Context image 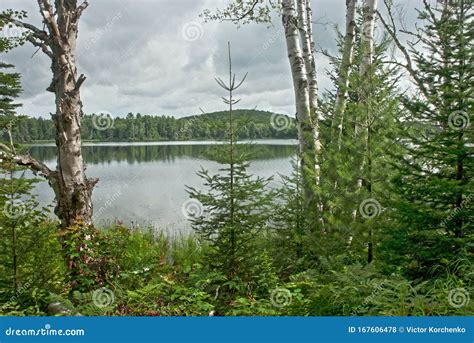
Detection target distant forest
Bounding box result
[8,109,297,143]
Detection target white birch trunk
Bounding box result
[332,0,357,149]
[297,0,321,183]
[282,0,317,205]
[354,0,377,220]
[360,0,378,77]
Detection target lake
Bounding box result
[28,140,297,233]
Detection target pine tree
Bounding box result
[270,159,308,275]
[318,17,404,264]
[186,43,273,307]
[0,60,25,296]
[0,57,61,308]
[383,0,473,279]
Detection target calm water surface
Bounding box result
[29,140,297,232]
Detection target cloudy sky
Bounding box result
[1,0,421,119]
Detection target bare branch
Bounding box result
[74,74,87,92]
[27,36,54,59]
[0,143,53,179]
[76,1,89,19]
[37,0,61,45]
[233,72,248,90]
[377,3,430,99]
[0,14,46,38]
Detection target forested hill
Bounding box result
[9,109,297,143]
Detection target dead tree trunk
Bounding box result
[1,0,97,228]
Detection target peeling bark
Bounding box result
[45,0,97,227]
[1,1,97,227]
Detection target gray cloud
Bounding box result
[1,0,419,118]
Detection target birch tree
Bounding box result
[353,0,377,196]
[0,0,97,228]
[202,0,321,207]
[282,0,319,205]
[297,0,320,159]
[359,0,378,79]
[332,0,358,149]
[356,0,378,262]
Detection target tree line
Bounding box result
[7,110,297,143]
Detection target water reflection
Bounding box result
[29,143,297,165]
[30,141,296,232]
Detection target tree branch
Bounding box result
[0,143,53,179]
[376,3,430,99]
[27,36,54,59]
[0,14,47,39]
[75,1,89,20]
[74,74,86,92]
[37,0,62,45]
